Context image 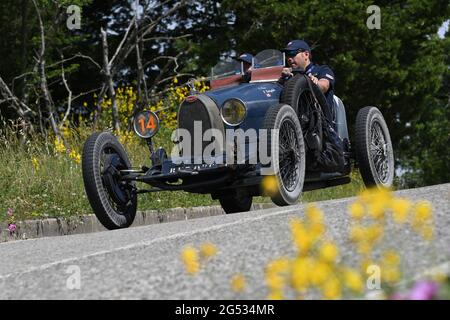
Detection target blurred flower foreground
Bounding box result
[181,187,450,300]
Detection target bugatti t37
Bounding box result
[82,49,394,229]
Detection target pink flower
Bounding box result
[7,208,13,216]
[408,281,439,300]
[7,223,16,234]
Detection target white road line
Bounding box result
[1,184,446,280]
[0,205,302,280]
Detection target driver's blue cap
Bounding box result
[282,40,311,53]
[236,53,253,64]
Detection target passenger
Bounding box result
[235,53,253,82]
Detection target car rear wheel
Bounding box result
[262,104,305,206]
[218,193,253,214]
[82,132,137,229]
[355,106,394,188]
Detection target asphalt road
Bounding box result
[0,183,449,299]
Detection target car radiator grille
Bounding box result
[178,99,213,160]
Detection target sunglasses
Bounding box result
[285,49,305,57]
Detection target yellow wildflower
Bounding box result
[266,272,286,291]
[412,201,432,225]
[390,198,411,224]
[319,242,339,264]
[305,204,323,225]
[367,201,385,220]
[265,258,290,291]
[181,246,200,275]
[382,266,400,284]
[310,261,332,286]
[349,202,365,220]
[200,242,217,259]
[309,220,325,241]
[322,276,341,300]
[342,268,364,293]
[267,290,284,300]
[290,219,313,255]
[349,225,365,243]
[291,257,312,291]
[366,224,384,245]
[54,138,66,154]
[357,241,373,255]
[32,157,40,171]
[360,259,376,274]
[69,149,81,164]
[381,250,400,267]
[266,258,291,274]
[430,272,447,283]
[231,274,246,293]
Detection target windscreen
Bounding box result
[211,60,243,80]
[252,49,285,69]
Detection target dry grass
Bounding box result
[0,125,366,222]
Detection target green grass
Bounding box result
[0,126,366,223]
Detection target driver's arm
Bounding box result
[309,76,330,93]
[309,66,335,94]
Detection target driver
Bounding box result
[280,40,335,123]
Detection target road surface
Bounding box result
[0,183,449,299]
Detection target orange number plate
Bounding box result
[133,110,160,138]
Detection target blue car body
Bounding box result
[204,82,283,132]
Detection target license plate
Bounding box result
[169,163,219,174]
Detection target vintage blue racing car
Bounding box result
[82,49,395,229]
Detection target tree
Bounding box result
[194,0,449,186]
[398,30,450,187]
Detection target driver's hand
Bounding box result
[309,74,319,85]
[282,67,293,77]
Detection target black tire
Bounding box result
[355,106,394,188]
[219,194,253,214]
[82,132,137,229]
[262,103,305,206]
[280,73,330,121]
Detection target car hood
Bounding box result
[204,82,283,108]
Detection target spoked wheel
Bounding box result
[262,104,305,206]
[218,193,252,214]
[355,106,394,188]
[280,73,330,156]
[280,73,331,123]
[279,119,301,191]
[82,132,137,229]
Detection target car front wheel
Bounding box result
[262,104,305,206]
[82,132,137,229]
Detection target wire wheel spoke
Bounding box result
[278,119,301,191]
[370,121,390,183]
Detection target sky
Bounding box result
[438,20,449,38]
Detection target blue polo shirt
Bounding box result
[305,63,335,117]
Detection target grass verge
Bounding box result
[0,127,366,222]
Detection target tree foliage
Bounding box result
[0,0,448,187]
